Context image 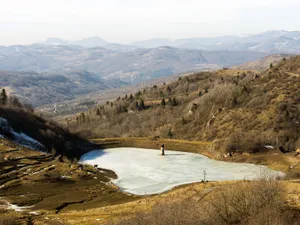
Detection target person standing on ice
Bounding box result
[161,143,165,156]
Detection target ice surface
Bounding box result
[80,148,284,195]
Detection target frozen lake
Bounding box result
[80,148,284,195]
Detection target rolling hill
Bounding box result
[68,56,300,157]
[0,44,268,106]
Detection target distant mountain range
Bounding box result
[1,30,299,106]
[40,30,300,53]
[0,44,267,83]
[41,37,139,52]
[131,30,300,53]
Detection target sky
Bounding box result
[1,0,300,45]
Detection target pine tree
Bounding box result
[161,98,166,107]
[172,97,178,106]
[167,97,172,105]
[129,94,134,101]
[168,128,174,139]
[167,86,171,94]
[198,90,202,97]
[160,90,164,97]
[0,89,8,105]
[139,99,145,109]
[80,113,85,123]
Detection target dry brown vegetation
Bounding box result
[0,138,136,225]
[0,106,90,160]
[112,179,300,225]
[68,56,300,154]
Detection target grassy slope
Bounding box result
[68,56,300,154]
[0,138,137,224]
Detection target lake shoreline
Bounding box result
[89,137,298,176]
[80,147,285,195]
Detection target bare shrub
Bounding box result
[112,179,298,225]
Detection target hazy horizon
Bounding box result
[1,0,300,46]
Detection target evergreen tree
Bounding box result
[135,91,142,99]
[0,89,8,105]
[160,90,164,97]
[172,97,178,106]
[139,99,145,109]
[129,93,134,101]
[80,113,85,123]
[167,86,171,94]
[168,128,174,139]
[161,98,166,107]
[270,63,273,69]
[198,90,202,97]
[167,97,172,105]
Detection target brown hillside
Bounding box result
[68,56,300,154]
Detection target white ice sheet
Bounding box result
[80,148,284,195]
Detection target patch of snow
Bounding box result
[0,198,33,212]
[0,117,45,151]
[8,203,33,212]
[265,145,274,149]
[12,131,45,151]
[80,148,285,195]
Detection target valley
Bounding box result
[0,136,299,224]
[0,31,300,225]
